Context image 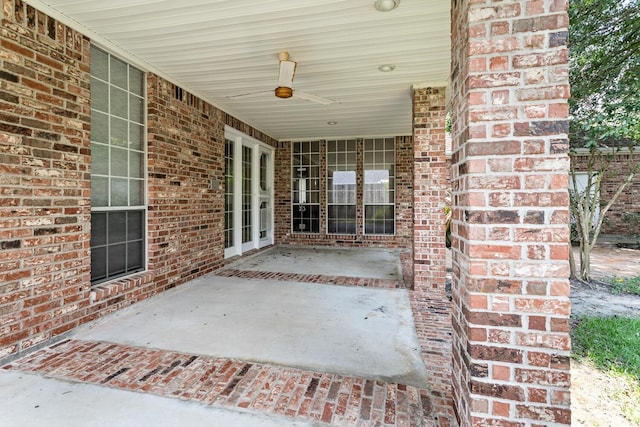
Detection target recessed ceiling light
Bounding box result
[327,121,337,125]
[378,64,396,72]
[374,0,400,12]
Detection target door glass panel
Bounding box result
[224,140,234,249]
[242,145,252,244]
[260,153,268,192]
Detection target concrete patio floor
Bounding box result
[73,275,429,386]
[1,247,436,427]
[229,246,404,280]
[0,370,319,427]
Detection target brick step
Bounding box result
[4,340,435,426]
[215,268,406,290]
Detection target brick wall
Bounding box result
[449,0,572,426]
[0,0,92,359]
[145,76,225,288]
[571,151,640,235]
[274,137,413,250]
[0,1,275,362]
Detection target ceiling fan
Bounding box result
[226,52,336,105]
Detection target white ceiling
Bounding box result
[25,0,451,141]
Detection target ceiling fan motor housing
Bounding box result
[275,86,293,98]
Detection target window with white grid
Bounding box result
[291,141,320,233]
[90,45,146,284]
[326,139,357,234]
[363,137,395,235]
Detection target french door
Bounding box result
[224,127,273,258]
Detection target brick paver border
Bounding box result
[216,251,414,290]
[4,340,436,426]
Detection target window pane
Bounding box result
[90,246,107,282]
[364,151,374,164]
[328,205,356,234]
[111,117,128,147]
[129,151,143,178]
[90,212,107,246]
[108,243,126,275]
[91,111,108,144]
[111,147,128,177]
[91,46,109,81]
[110,86,128,119]
[91,210,145,284]
[127,211,144,240]
[108,212,126,244]
[129,180,143,206]
[90,78,108,113]
[387,150,395,163]
[129,67,144,96]
[111,178,128,206]
[130,94,143,123]
[91,143,108,175]
[91,176,108,207]
[364,170,390,204]
[127,241,143,270]
[330,171,355,204]
[129,123,143,151]
[364,205,395,235]
[110,56,128,89]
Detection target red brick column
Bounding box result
[450,1,571,425]
[413,87,448,295]
[411,87,454,424]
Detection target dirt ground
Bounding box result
[571,360,638,427]
[570,240,640,426]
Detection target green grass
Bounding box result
[572,316,640,424]
[573,316,640,379]
[609,275,640,296]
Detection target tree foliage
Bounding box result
[569,0,640,146]
[568,0,640,281]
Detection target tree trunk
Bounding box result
[579,243,591,281]
[569,242,577,278]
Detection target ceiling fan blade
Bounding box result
[278,60,296,87]
[225,90,272,99]
[293,91,336,105]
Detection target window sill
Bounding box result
[90,271,154,304]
